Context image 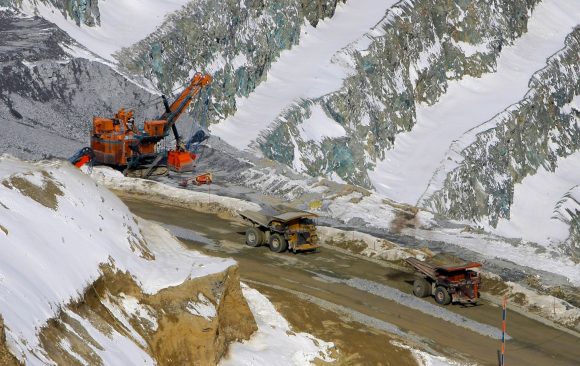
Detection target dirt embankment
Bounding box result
[10,265,257,365]
[112,190,246,221]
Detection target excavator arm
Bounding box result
[160,72,212,147]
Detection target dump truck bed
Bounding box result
[240,210,318,227]
[239,210,271,227]
[405,257,481,279]
[405,257,438,278]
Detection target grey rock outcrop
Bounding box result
[0,10,156,159]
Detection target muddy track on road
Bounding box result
[122,196,580,366]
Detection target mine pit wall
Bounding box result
[425,28,580,228]
[116,0,348,119]
[20,265,257,365]
[258,0,542,187]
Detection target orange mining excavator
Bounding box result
[71,72,212,176]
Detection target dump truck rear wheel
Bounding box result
[434,286,451,305]
[412,278,431,298]
[269,233,288,253]
[245,227,263,247]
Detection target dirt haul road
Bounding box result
[122,196,580,366]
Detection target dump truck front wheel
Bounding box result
[434,286,451,305]
[245,227,264,247]
[269,233,288,253]
[413,278,431,298]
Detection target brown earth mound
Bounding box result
[26,264,257,365]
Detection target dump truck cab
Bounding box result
[239,210,319,253]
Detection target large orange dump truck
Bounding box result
[406,257,481,305]
[239,210,320,253]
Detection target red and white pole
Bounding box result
[500,295,507,366]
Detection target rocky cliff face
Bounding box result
[301,0,345,26]
[423,28,580,228]
[51,0,100,26]
[257,0,541,187]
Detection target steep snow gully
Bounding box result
[210,0,399,148]
[369,0,580,205]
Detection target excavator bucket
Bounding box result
[167,150,196,172]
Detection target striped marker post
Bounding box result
[500,295,508,366]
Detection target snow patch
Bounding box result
[102,294,149,347]
[298,104,346,143]
[186,293,217,321]
[494,151,580,246]
[317,226,432,261]
[91,166,260,213]
[484,273,580,328]
[220,284,335,366]
[118,293,158,331]
[452,39,490,58]
[393,341,473,366]
[64,309,156,366]
[59,338,89,366]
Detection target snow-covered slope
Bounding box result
[0,156,333,364]
[252,0,548,187]
[21,0,191,61]
[494,151,580,246]
[0,155,233,361]
[423,26,580,233]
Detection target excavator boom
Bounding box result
[161,72,212,137]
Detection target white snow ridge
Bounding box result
[0,156,234,361]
